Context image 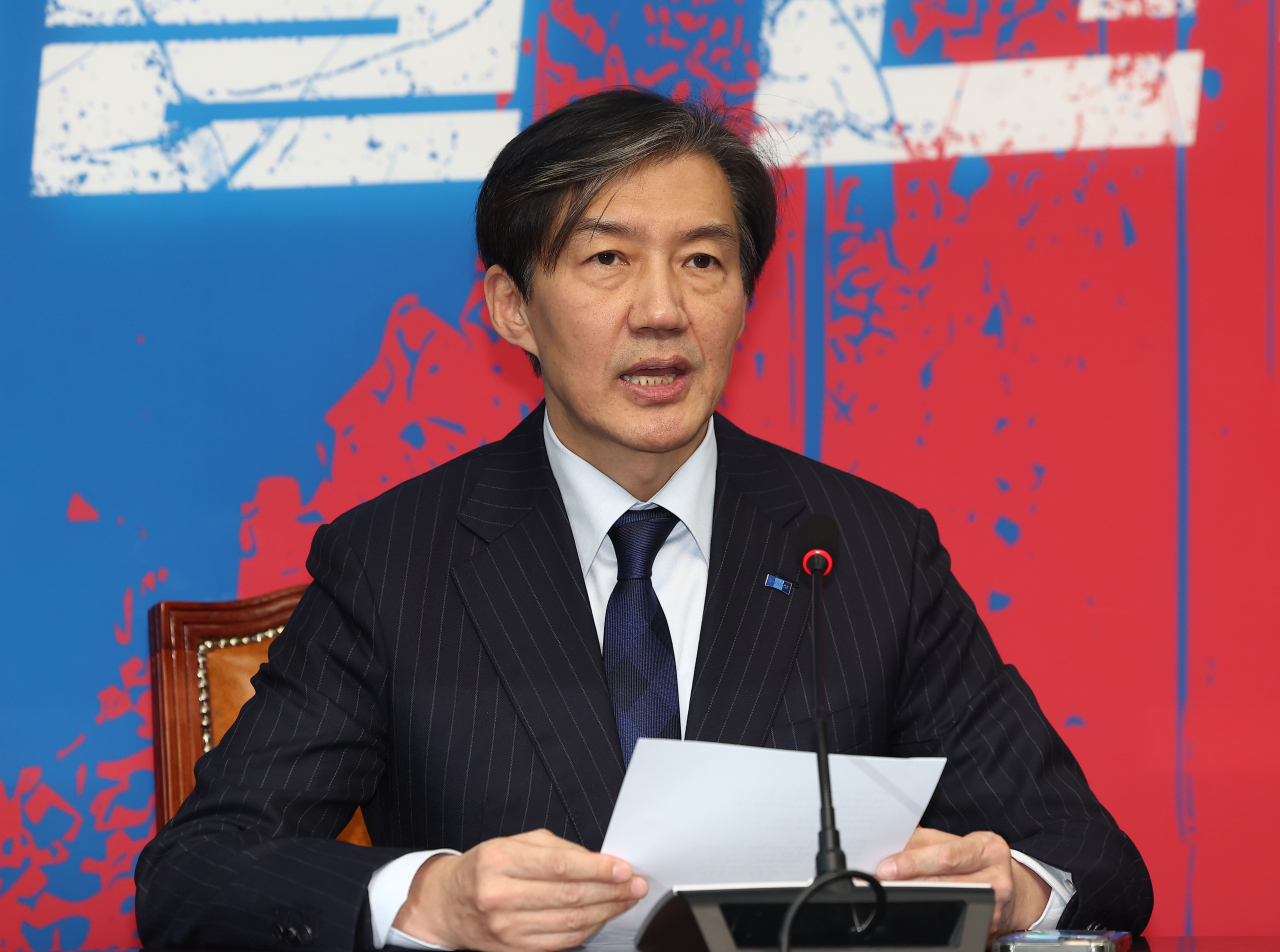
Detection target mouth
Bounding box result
[618,358,692,400]
[620,371,678,387]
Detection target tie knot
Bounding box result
[609,506,680,580]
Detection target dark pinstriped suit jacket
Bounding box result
[135,407,1151,950]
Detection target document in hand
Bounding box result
[600,738,946,889]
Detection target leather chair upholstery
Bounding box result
[148,584,371,846]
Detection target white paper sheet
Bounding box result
[601,738,945,886]
[586,738,946,951]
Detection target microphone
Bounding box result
[796,514,843,873]
[778,515,887,952]
[798,513,838,580]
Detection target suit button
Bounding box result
[273,924,300,947]
[271,918,312,945]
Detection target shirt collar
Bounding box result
[543,411,717,577]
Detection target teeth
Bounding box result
[622,373,677,386]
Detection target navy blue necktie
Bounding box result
[604,506,682,767]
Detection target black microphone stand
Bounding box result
[778,547,887,952]
[809,549,846,876]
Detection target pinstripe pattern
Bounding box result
[136,406,1151,950]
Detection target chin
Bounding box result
[619,409,710,455]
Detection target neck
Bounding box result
[545,402,708,501]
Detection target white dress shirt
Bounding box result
[368,413,1072,948]
[543,409,716,732]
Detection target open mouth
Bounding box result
[620,372,678,387]
[617,358,691,400]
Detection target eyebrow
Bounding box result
[572,217,737,246]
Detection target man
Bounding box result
[136,90,1152,952]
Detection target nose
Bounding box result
[627,260,688,335]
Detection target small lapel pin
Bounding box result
[764,574,793,595]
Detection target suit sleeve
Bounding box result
[889,508,1153,934]
[135,522,412,952]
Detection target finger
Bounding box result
[878,828,960,878]
[515,898,642,937]
[480,898,638,951]
[478,838,628,883]
[878,839,983,880]
[515,922,613,952]
[904,827,959,848]
[484,877,643,912]
[515,828,589,851]
[521,930,605,952]
[506,830,636,884]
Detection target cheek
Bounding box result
[703,306,746,364]
[530,290,592,355]
[534,297,625,383]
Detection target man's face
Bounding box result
[516,153,747,462]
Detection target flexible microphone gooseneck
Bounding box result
[797,514,844,875]
[779,515,887,952]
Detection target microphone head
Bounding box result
[797,514,839,576]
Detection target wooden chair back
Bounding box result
[148,584,371,845]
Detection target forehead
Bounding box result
[575,153,737,235]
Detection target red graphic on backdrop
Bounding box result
[66,493,100,523]
[238,281,545,596]
[890,0,1107,61]
[534,1,759,122]
[1,569,165,951]
[1,660,157,952]
[719,164,807,454]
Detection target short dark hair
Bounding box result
[475,89,778,376]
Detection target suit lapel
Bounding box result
[451,407,624,851]
[686,415,812,746]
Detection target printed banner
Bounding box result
[1,1,1277,947]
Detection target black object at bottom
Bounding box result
[636,882,996,952]
[778,870,888,952]
[734,899,962,948]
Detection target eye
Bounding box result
[592,251,619,266]
[688,253,717,270]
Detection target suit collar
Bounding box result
[455,404,556,544]
[685,414,813,745]
[711,413,808,528]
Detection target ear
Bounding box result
[484,264,539,360]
